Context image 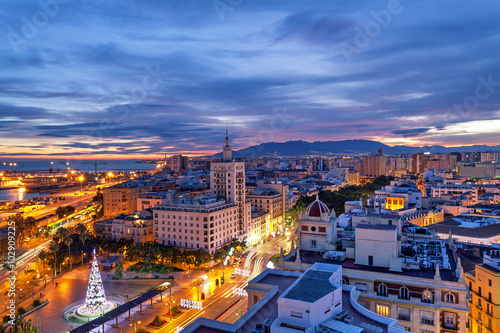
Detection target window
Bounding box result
[421,311,434,326]
[444,313,456,329]
[290,311,303,318]
[376,304,389,317]
[399,286,410,300]
[311,240,317,247]
[398,307,411,321]
[378,283,388,296]
[444,293,455,304]
[301,225,308,231]
[422,290,433,303]
[311,226,316,232]
[324,306,331,314]
[489,279,492,286]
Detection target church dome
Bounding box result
[305,195,330,217]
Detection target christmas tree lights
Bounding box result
[83,249,107,313]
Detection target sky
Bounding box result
[1,0,500,159]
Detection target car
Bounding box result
[230,273,236,279]
[238,261,243,266]
[232,261,237,267]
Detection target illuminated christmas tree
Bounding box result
[83,250,107,313]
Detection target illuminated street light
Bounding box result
[79,175,84,191]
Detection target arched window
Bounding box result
[342,278,347,285]
[422,289,433,303]
[378,283,388,297]
[399,286,410,300]
[445,292,455,304]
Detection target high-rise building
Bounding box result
[411,153,430,174]
[362,155,387,177]
[210,131,251,236]
[170,154,189,172]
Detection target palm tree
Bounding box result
[54,227,69,243]
[64,237,73,270]
[49,241,59,278]
[25,216,37,237]
[75,223,86,235]
[38,250,47,271]
[8,214,26,246]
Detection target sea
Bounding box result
[0,158,157,202]
[0,158,157,173]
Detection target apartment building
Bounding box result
[362,155,387,177]
[466,250,500,333]
[153,197,238,254]
[247,189,283,234]
[103,183,152,217]
[110,212,154,243]
[249,210,269,246]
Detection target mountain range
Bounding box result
[213,140,500,158]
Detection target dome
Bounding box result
[305,195,330,217]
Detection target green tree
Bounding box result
[93,188,103,204]
[152,315,162,325]
[194,248,211,267]
[75,223,87,234]
[113,262,124,279]
[38,250,47,271]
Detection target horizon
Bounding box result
[2,138,500,160]
[1,1,500,158]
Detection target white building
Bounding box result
[210,131,251,238]
[273,263,343,333]
[297,195,337,253]
[153,197,239,254]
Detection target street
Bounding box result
[18,232,294,333]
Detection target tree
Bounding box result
[113,262,123,279]
[152,315,162,325]
[25,216,37,237]
[95,224,104,238]
[64,236,73,268]
[93,188,103,204]
[194,248,211,267]
[11,318,39,333]
[38,250,47,271]
[75,223,87,234]
[54,227,69,243]
[7,214,26,246]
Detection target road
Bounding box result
[83,232,296,333]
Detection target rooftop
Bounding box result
[356,224,397,231]
[282,269,336,303]
[288,250,458,282]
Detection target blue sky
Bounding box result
[1,0,500,158]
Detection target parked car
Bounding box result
[238,261,243,266]
[230,273,236,279]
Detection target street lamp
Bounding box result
[79,175,84,191]
[130,320,141,333]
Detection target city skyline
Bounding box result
[1,0,500,159]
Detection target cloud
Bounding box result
[0,0,499,157]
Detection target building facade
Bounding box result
[153,197,238,254]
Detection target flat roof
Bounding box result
[356,224,397,230]
[282,269,334,303]
[288,250,458,282]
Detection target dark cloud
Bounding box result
[0,0,499,156]
[392,128,431,137]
